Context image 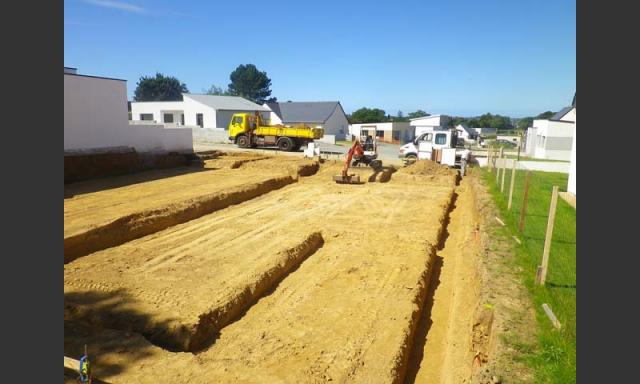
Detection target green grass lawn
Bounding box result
[504,155,570,163]
[482,168,576,383]
[335,140,353,146]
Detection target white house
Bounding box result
[64,68,192,153]
[349,122,414,144]
[131,94,269,130]
[264,101,348,144]
[567,95,576,196]
[454,124,478,142]
[410,115,451,136]
[473,127,498,136]
[525,106,576,161]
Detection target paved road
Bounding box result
[195,141,404,165]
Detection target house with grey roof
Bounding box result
[263,101,349,143]
[524,101,576,161]
[131,94,270,130]
[454,124,478,142]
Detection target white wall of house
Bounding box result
[568,122,576,195]
[532,119,574,161]
[410,115,450,138]
[410,115,449,127]
[525,128,538,156]
[473,127,498,136]
[561,108,576,123]
[132,96,268,130]
[65,73,192,153]
[350,122,413,143]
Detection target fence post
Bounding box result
[518,171,532,232]
[487,147,493,172]
[508,160,517,210]
[500,157,507,192]
[536,185,559,285]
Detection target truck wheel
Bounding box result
[405,154,417,165]
[277,137,294,151]
[236,135,250,148]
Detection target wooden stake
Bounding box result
[507,160,517,210]
[500,157,507,192]
[537,186,559,285]
[495,216,506,226]
[542,303,562,329]
[518,171,532,232]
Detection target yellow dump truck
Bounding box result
[228,112,324,151]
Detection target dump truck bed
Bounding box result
[256,125,323,140]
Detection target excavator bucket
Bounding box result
[333,173,361,184]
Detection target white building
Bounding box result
[131,94,269,130]
[64,68,192,153]
[349,122,414,144]
[525,106,576,161]
[567,95,576,196]
[454,124,478,142]
[473,127,498,136]
[264,101,349,144]
[410,115,451,136]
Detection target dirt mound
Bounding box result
[399,160,458,177]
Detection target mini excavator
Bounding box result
[333,137,383,184]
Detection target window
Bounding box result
[435,133,447,145]
[421,133,432,142]
[181,114,185,125]
[196,113,204,127]
[163,113,174,123]
[140,113,153,121]
[233,116,243,125]
[376,130,384,138]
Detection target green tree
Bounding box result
[535,111,555,119]
[407,110,429,119]
[204,84,232,96]
[133,73,188,101]
[228,64,275,104]
[517,117,534,130]
[349,108,387,123]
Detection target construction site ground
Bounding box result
[64,152,531,383]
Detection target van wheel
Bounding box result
[405,154,417,165]
[236,135,250,148]
[277,137,294,151]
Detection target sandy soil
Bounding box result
[64,154,317,262]
[65,160,460,383]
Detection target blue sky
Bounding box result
[64,0,575,117]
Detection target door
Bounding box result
[417,133,434,160]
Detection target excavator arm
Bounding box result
[333,140,365,184]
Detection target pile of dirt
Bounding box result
[399,160,458,177]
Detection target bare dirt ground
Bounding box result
[64,157,529,384]
[64,153,317,262]
[65,159,462,383]
[405,177,482,384]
